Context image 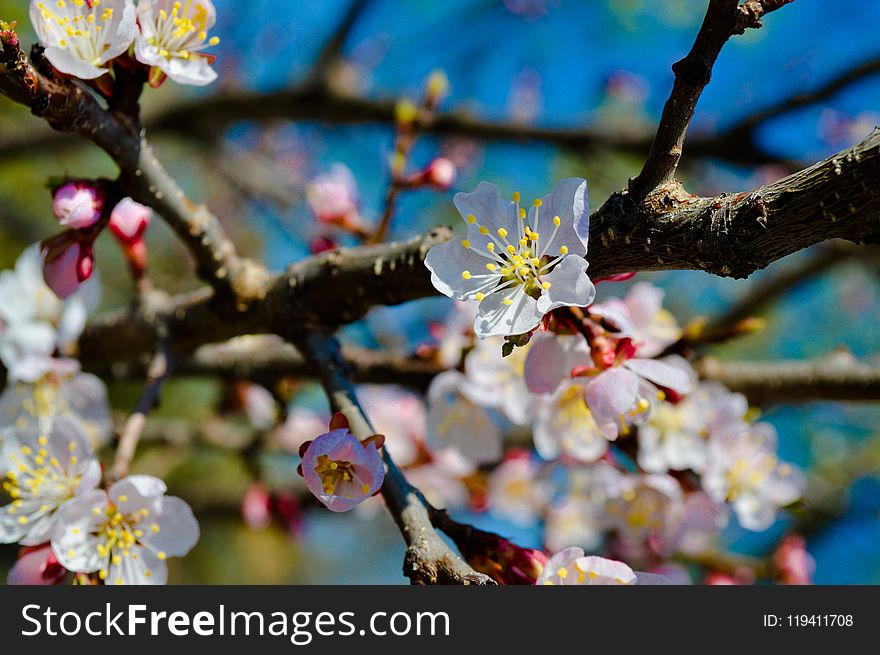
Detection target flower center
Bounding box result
[148,1,219,61]
[314,455,369,496]
[84,501,163,584]
[458,193,570,305]
[35,0,118,66]
[3,436,78,521]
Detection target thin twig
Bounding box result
[291,331,494,585]
[109,342,173,482]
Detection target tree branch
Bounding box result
[304,0,371,89]
[290,332,494,585]
[696,351,880,403]
[110,342,173,482]
[0,41,268,303]
[74,128,880,371]
[629,0,794,200]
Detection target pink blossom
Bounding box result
[300,429,385,512]
[52,182,104,230]
[524,333,692,439]
[109,198,151,244]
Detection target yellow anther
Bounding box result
[559,246,569,255]
[553,215,561,227]
[656,390,666,401]
[518,208,526,219]
[461,239,471,249]
[542,282,552,290]
[466,214,477,224]
[533,198,543,207]
[486,263,497,271]
[503,298,513,306]
[474,292,485,301]
[361,484,371,494]
[118,495,128,503]
[461,271,472,280]
[497,228,508,239]
[486,242,495,252]
[506,245,516,254]
[479,226,489,235]
[157,552,167,561]
[557,567,569,579]
[512,191,520,203]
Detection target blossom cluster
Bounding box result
[30,0,221,86]
[0,251,198,585]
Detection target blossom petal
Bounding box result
[585,368,641,438]
[425,239,500,301]
[536,255,596,313]
[135,497,200,558]
[475,286,544,338]
[108,545,167,585]
[625,358,692,394]
[533,178,590,257]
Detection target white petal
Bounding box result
[51,490,109,573]
[454,182,516,237]
[536,255,596,313]
[43,46,108,79]
[584,368,641,438]
[625,358,692,394]
[532,178,590,256]
[475,287,544,338]
[137,496,200,558]
[425,238,500,300]
[108,545,167,585]
[523,333,569,394]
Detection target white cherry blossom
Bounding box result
[426,179,595,338]
[52,475,199,585]
[29,0,137,80]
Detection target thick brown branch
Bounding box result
[290,332,494,585]
[76,130,880,369]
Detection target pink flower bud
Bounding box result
[109,198,152,244]
[42,235,94,299]
[52,182,104,229]
[7,545,67,586]
[423,157,457,190]
[300,428,385,512]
